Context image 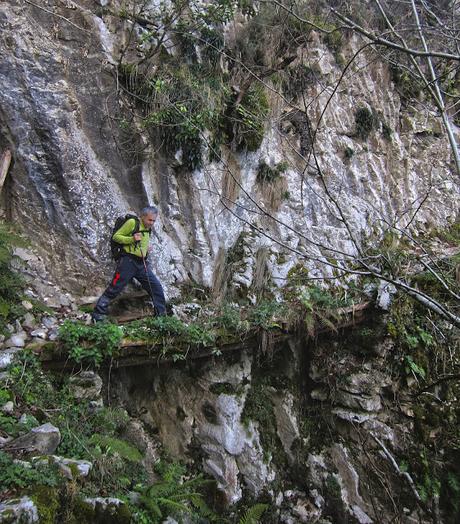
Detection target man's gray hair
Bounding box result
[141,205,158,216]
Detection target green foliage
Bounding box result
[31,485,60,524]
[248,300,285,330]
[0,222,26,333]
[132,461,215,524]
[89,434,143,462]
[381,120,392,141]
[404,355,426,381]
[444,471,460,518]
[416,451,441,503]
[0,412,21,437]
[282,65,318,99]
[124,315,217,360]
[323,28,343,53]
[344,146,354,159]
[256,160,288,184]
[239,503,269,524]
[233,84,270,151]
[59,320,123,367]
[214,303,242,331]
[7,350,55,406]
[0,387,11,404]
[390,64,422,99]
[355,107,377,140]
[0,451,60,491]
[242,380,286,467]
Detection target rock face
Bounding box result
[0,496,39,523]
[0,1,457,303]
[108,327,436,522]
[109,349,276,505]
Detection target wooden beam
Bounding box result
[0,149,12,193]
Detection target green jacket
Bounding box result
[112,218,150,258]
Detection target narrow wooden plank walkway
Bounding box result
[36,302,372,370]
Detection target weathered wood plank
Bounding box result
[0,149,12,193]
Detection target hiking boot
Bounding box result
[91,314,106,324]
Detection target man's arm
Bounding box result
[112,218,137,245]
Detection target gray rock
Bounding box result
[4,423,60,455]
[1,401,14,414]
[33,456,92,480]
[306,453,329,490]
[122,420,161,481]
[22,313,36,330]
[377,281,397,311]
[329,444,373,524]
[203,450,242,505]
[0,348,22,370]
[82,497,128,521]
[0,436,12,448]
[21,301,33,311]
[0,496,39,523]
[271,391,300,461]
[30,329,47,339]
[5,334,26,348]
[48,329,59,342]
[42,317,58,329]
[69,371,103,401]
[292,497,322,523]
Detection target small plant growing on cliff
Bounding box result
[228,84,270,152]
[59,320,123,367]
[354,107,377,140]
[0,222,26,333]
[238,503,269,524]
[132,461,215,523]
[0,451,61,491]
[256,160,288,183]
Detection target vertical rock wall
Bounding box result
[0,0,458,302]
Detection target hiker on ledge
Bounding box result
[92,206,166,322]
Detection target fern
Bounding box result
[89,434,142,462]
[239,503,269,524]
[134,461,215,523]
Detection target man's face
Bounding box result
[142,212,157,228]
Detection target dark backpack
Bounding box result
[110,214,140,261]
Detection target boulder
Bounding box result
[0,496,39,523]
[82,497,130,523]
[0,348,22,370]
[5,334,26,348]
[69,371,103,401]
[22,313,36,330]
[33,456,92,480]
[4,423,60,455]
[30,329,47,339]
[271,391,300,461]
[1,401,14,414]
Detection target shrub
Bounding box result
[256,160,288,183]
[0,222,26,333]
[58,320,123,367]
[355,107,377,140]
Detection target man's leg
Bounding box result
[136,265,166,315]
[92,257,136,321]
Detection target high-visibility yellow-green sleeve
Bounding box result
[113,218,150,258]
[112,218,137,245]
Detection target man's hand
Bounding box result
[133,232,142,242]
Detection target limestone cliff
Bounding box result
[0,0,457,304]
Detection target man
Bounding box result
[92,206,166,322]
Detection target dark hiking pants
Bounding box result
[93,255,166,320]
